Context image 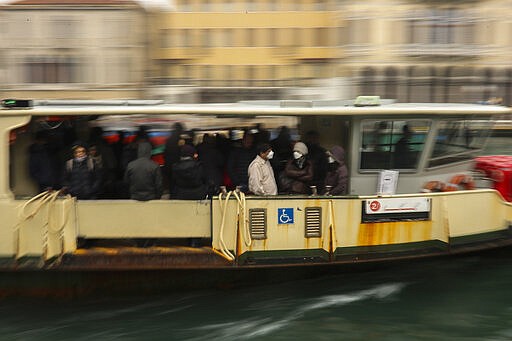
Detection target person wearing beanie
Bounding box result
[171,144,208,200]
[248,143,277,195]
[278,141,314,194]
[124,142,163,201]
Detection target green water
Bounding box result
[1,252,511,340]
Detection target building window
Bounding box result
[24,57,78,83]
[51,19,78,39]
[408,8,475,45]
[347,19,371,45]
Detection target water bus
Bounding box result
[1,97,512,296]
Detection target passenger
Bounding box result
[124,142,163,201]
[270,125,293,182]
[88,127,118,198]
[196,133,225,197]
[62,143,101,200]
[164,122,185,195]
[120,125,149,173]
[172,144,208,200]
[394,124,414,168]
[248,143,277,196]
[28,130,61,192]
[254,123,270,145]
[324,146,348,195]
[305,130,328,193]
[374,121,391,152]
[226,130,256,193]
[279,142,314,194]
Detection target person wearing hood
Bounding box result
[172,144,208,200]
[124,142,163,201]
[324,145,348,195]
[279,141,314,194]
[248,143,277,195]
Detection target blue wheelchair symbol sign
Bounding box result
[278,208,294,224]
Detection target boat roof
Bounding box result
[1,99,509,117]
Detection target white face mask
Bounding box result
[267,150,274,160]
[328,156,335,163]
[293,151,302,160]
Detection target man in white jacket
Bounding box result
[248,143,278,195]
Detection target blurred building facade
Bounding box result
[0,0,147,100]
[343,0,512,106]
[147,0,343,103]
[1,0,512,105]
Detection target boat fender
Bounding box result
[448,174,475,191]
[422,180,446,192]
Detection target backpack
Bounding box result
[66,158,94,173]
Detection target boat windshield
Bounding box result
[428,119,494,168]
[360,119,431,171]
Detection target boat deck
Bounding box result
[57,246,232,270]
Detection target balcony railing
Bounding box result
[395,43,496,57]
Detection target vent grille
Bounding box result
[249,208,267,239]
[305,207,322,238]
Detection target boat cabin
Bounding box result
[4,98,505,198]
[0,98,510,279]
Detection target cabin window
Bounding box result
[360,119,430,171]
[12,113,299,199]
[428,119,493,168]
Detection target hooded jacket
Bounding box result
[124,142,163,201]
[324,145,348,195]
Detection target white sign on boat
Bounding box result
[365,197,431,215]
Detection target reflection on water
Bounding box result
[1,252,512,340]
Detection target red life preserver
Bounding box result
[422,180,446,192]
[448,174,475,191]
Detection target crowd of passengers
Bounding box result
[28,123,348,200]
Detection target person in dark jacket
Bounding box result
[172,144,208,200]
[62,143,101,200]
[124,142,163,201]
[226,131,256,192]
[164,122,185,195]
[305,130,328,193]
[270,125,293,175]
[279,142,314,194]
[196,133,225,197]
[324,145,348,195]
[28,131,61,192]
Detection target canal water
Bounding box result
[0,136,511,341]
[1,252,512,340]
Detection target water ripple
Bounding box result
[189,282,407,340]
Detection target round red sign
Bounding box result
[369,200,381,212]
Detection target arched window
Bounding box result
[384,67,398,100]
[360,67,375,96]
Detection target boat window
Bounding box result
[11,113,300,198]
[360,119,430,171]
[428,119,493,168]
